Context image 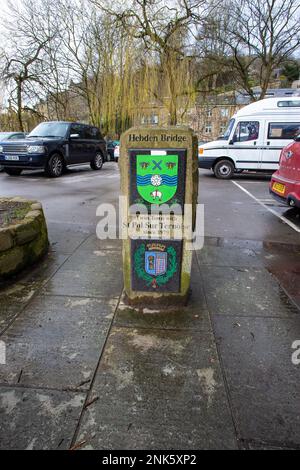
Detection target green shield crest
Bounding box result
[136,154,178,204]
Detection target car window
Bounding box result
[9,133,25,140]
[277,101,300,108]
[90,127,102,140]
[29,122,69,138]
[92,127,103,140]
[84,126,99,140]
[268,123,300,139]
[70,124,85,138]
[0,133,12,140]
[233,121,259,142]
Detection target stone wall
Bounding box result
[0,197,49,281]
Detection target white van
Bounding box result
[198,96,300,178]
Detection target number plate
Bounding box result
[4,155,20,161]
[272,182,285,195]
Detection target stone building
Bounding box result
[135,88,300,142]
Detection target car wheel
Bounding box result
[213,160,235,179]
[4,168,23,176]
[91,153,103,170]
[45,153,64,178]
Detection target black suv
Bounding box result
[0,121,108,177]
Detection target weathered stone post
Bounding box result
[120,126,198,307]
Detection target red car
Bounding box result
[270,137,300,209]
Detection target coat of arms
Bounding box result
[145,251,167,276]
[134,242,177,289]
[136,154,178,204]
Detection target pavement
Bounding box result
[0,164,299,450]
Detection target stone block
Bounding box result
[14,219,39,246]
[0,229,13,252]
[120,126,199,307]
[0,246,24,276]
[0,198,49,281]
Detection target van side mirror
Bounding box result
[229,139,234,145]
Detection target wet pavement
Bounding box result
[0,165,299,449]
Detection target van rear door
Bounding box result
[229,120,262,170]
[261,121,300,170]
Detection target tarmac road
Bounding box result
[0,164,299,449]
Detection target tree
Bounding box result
[0,0,56,130]
[281,61,300,85]
[206,0,300,100]
[92,0,212,125]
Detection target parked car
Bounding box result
[0,132,27,172]
[270,136,300,209]
[0,121,108,177]
[198,97,300,178]
[114,144,120,163]
[106,140,120,161]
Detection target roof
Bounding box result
[236,88,300,105]
[235,96,300,117]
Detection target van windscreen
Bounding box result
[218,118,235,140]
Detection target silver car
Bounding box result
[0,132,27,171]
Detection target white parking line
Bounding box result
[232,180,300,233]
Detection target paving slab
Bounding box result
[42,247,123,299]
[47,223,91,255]
[0,252,68,334]
[204,236,264,251]
[212,315,300,447]
[0,282,38,334]
[196,245,263,268]
[0,386,85,450]
[200,265,298,317]
[114,291,210,332]
[74,326,237,450]
[269,270,300,310]
[247,442,298,450]
[79,235,122,252]
[42,264,123,301]
[60,248,122,273]
[0,295,118,390]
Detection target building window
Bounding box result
[141,114,159,125]
[151,114,159,124]
[220,125,226,134]
[205,124,212,134]
[207,109,212,117]
[220,108,229,118]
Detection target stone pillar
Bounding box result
[120,126,198,307]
